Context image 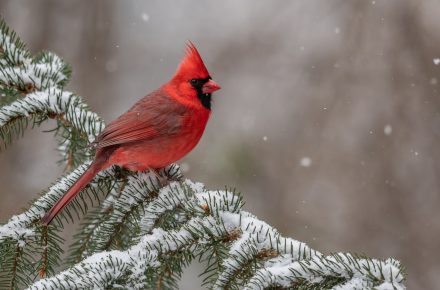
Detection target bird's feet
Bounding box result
[161,164,183,182]
[148,165,183,189]
[148,168,169,188]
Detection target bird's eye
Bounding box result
[190,79,197,85]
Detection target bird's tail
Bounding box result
[41,160,106,225]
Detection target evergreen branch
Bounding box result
[0,18,29,67]
[138,176,192,236]
[0,237,39,290]
[198,239,229,287]
[66,164,182,264]
[0,163,114,288]
[38,226,49,278]
[0,164,86,246]
[0,87,104,167]
[0,52,69,92]
[84,171,162,254]
[34,227,63,280]
[66,186,121,265]
[0,162,114,243]
[0,88,104,148]
[211,210,315,289]
[0,16,100,166]
[0,17,68,92]
[243,253,404,290]
[28,181,406,290]
[0,86,21,107]
[29,215,221,290]
[9,243,21,290]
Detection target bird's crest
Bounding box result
[174,42,210,79]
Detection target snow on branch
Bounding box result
[244,253,404,290]
[0,18,68,91]
[0,88,104,142]
[0,20,29,66]
[0,17,103,168]
[0,161,113,243]
[0,163,88,242]
[70,165,183,259]
[0,52,69,91]
[28,180,406,290]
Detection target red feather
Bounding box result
[95,91,186,148]
[175,41,210,79]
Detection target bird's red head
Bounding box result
[166,42,220,110]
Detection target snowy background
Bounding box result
[1,1,439,289]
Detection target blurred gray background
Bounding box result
[1,1,439,289]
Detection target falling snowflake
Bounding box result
[300,157,312,167]
[141,13,150,22]
[384,124,392,135]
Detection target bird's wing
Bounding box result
[94,92,187,148]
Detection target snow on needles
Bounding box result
[243,253,404,290]
[0,53,68,90]
[0,162,90,242]
[0,42,105,247]
[29,180,406,290]
[139,180,191,234]
[0,33,27,66]
[0,163,116,243]
[0,26,67,88]
[0,26,104,142]
[0,88,104,142]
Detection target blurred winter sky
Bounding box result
[1,1,439,289]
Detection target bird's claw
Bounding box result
[149,168,169,188]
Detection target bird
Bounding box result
[41,42,220,225]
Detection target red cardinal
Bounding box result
[41,43,220,225]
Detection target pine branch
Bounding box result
[0,89,104,144]
[28,181,405,290]
[0,162,86,242]
[80,171,164,255]
[0,16,103,169]
[0,20,30,67]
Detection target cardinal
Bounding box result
[41,43,220,225]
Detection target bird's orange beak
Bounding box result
[202,79,221,94]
